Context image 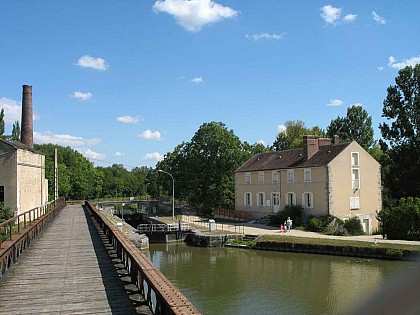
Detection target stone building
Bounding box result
[0,85,48,215]
[235,135,382,234]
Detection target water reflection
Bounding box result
[147,243,411,315]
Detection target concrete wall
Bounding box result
[328,141,381,234]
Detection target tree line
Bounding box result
[1,65,419,239]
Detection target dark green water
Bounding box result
[146,243,413,315]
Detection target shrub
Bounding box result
[377,197,420,241]
[385,249,403,259]
[269,205,303,227]
[307,217,321,232]
[343,217,364,236]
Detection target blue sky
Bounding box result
[1,0,419,169]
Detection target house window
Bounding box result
[272,171,279,184]
[286,192,296,206]
[258,172,264,184]
[304,168,311,183]
[287,170,294,183]
[351,152,359,167]
[352,169,360,189]
[350,197,360,209]
[245,172,251,184]
[0,186,4,203]
[302,192,313,209]
[244,193,252,206]
[272,192,280,206]
[257,192,265,207]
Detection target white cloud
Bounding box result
[76,148,106,160]
[277,124,286,133]
[257,140,265,145]
[76,55,108,70]
[0,97,21,124]
[71,91,93,101]
[343,14,357,23]
[320,5,341,25]
[142,152,164,161]
[387,55,420,69]
[115,152,125,157]
[327,99,343,106]
[34,131,101,146]
[117,115,144,124]
[372,11,386,24]
[245,32,286,41]
[153,0,238,32]
[191,77,203,84]
[140,130,162,140]
[377,66,384,71]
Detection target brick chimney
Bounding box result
[333,135,340,144]
[318,138,332,146]
[21,85,33,148]
[303,135,319,160]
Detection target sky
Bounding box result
[1,0,419,169]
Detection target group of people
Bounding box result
[280,217,293,233]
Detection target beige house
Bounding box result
[0,139,48,215]
[235,136,381,234]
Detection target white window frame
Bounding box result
[245,172,251,184]
[257,192,265,207]
[350,197,360,209]
[352,168,360,189]
[351,152,360,167]
[302,192,313,209]
[287,170,294,183]
[258,172,264,184]
[286,192,296,206]
[272,171,279,184]
[304,168,311,183]
[271,192,280,206]
[244,192,252,207]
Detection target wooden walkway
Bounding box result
[0,204,149,315]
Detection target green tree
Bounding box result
[157,122,247,214]
[326,105,374,150]
[273,120,325,151]
[11,121,20,141]
[0,203,13,223]
[379,64,420,198]
[377,197,420,241]
[0,108,5,139]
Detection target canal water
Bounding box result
[146,243,415,315]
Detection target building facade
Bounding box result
[235,136,381,234]
[0,139,48,215]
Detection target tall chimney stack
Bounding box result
[21,85,34,148]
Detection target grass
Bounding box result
[257,234,420,252]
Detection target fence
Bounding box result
[0,197,66,277]
[180,214,245,234]
[85,201,200,315]
[214,208,253,221]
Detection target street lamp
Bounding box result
[158,169,175,222]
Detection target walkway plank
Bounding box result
[0,204,143,315]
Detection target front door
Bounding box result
[272,193,280,213]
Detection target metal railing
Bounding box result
[137,223,192,233]
[180,215,245,234]
[0,197,66,277]
[85,201,200,315]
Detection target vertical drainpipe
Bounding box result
[327,165,332,216]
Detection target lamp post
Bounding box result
[158,170,175,222]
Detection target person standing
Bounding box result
[286,217,292,231]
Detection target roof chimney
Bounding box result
[303,135,319,160]
[21,85,33,148]
[333,135,340,144]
